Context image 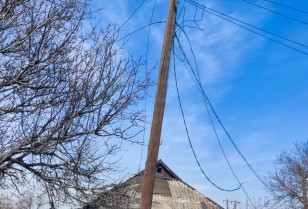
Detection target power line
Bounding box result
[262,0,308,14]
[172,46,241,192]
[204,98,257,209]
[241,0,308,26]
[173,28,257,208]
[203,9,308,55]
[177,0,205,31]
[117,21,166,41]
[185,0,308,55]
[120,0,147,29]
[187,0,308,48]
[173,27,275,196]
[138,0,157,173]
[204,100,257,208]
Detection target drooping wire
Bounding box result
[185,0,308,56]
[204,101,257,209]
[173,24,275,196]
[175,20,257,207]
[241,0,308,26]
[173,28,257,206]
[120,0,147,29]
[177,20,257,205]
[262,0,308,14]
[172,45,241,192]
[138,0,157,173]
[174,9,241,191]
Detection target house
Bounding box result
[84,160,223,209]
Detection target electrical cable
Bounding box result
[187,0,307,48]
[138,0,157,173]
[172,46,241,192]
[204,101,257,209]
[177,0,205,32]
[262,0,308,14]
[173,29,259,206]
[201,88,274,194]
[117,21,166,42]
[173,28,276,195]
[175,23,254,206]
[202,9,308,55]
[184,0,308,55]
[120,0,147,29]
[241,0,308,26]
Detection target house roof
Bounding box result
[126,159,224,209]
[84,159,224,209]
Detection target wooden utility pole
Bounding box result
[231,200,240,209]
[224,199,240,209]
[139,0,178,209]
[245,199,249,209]
[223,199,230,209]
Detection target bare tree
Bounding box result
[0,197,14,209]
[14,192,44,209]
[266,140,308,209]
[0,0,150,207]
[242,197,287,209]
[0,192,44,209]
[83,183,141,209]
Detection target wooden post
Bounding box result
[223,199,229,209]
[139,0,178,209]
[232,200,240,209]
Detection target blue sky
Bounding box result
[98,0,308,208]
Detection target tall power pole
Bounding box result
[139,0,178,209]
[224,199,240,209]
[231,200,240,209]
[223,199,230,209]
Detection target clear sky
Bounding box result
[98,0,308,208]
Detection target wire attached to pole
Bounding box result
[172,46,242,192]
